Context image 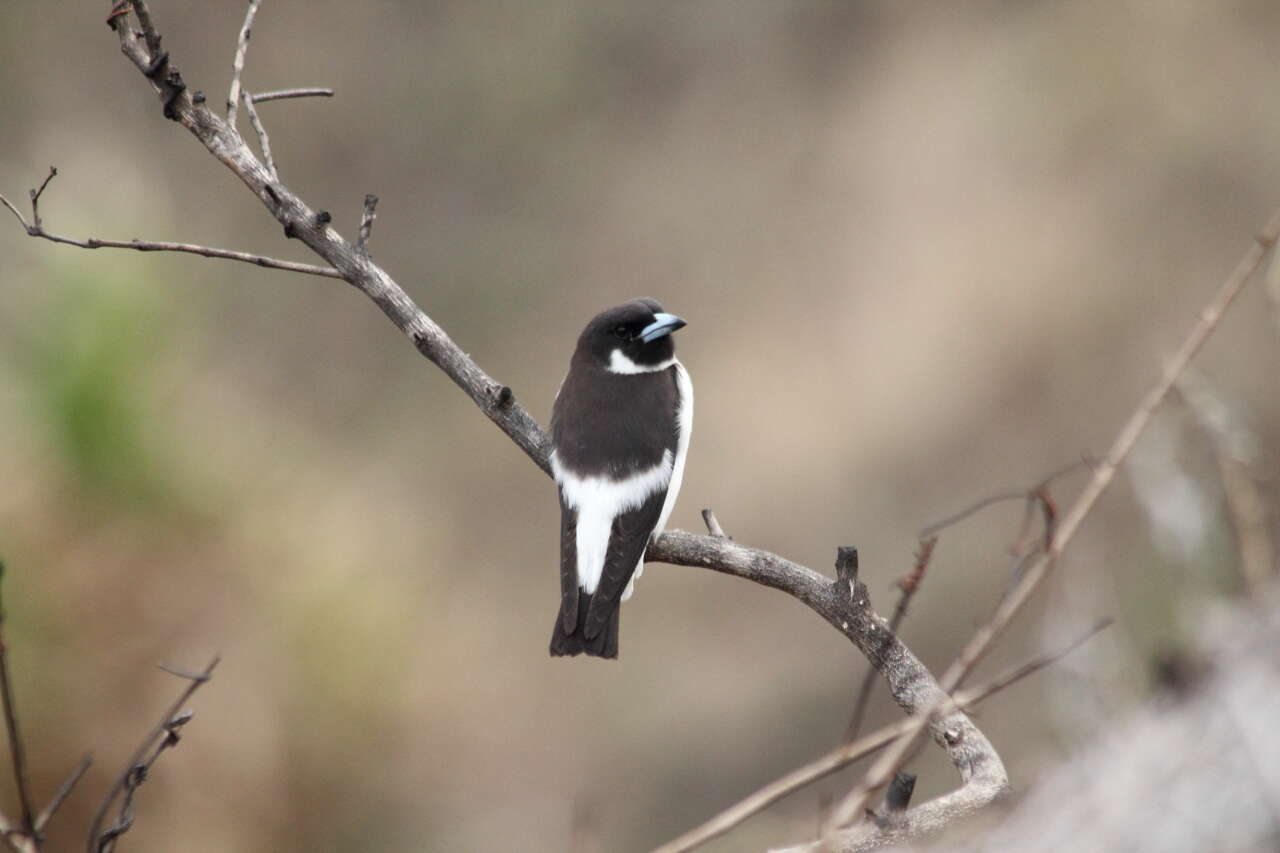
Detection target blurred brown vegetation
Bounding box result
[1,1,1278,850]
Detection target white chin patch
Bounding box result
[608,349,676,375]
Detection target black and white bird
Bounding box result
[549,298,693,658]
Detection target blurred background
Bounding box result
[2,1,1279,850]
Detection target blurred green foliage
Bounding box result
[26,261,171,509]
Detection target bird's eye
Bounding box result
[613,324,630,340]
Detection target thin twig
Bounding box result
[918,458,1091,541]
[10,219,340,277]
[825,209,1280,835]
[1,179,339,278]
[28,167,57,229]
[240,89,277,180]
[843,537,936,743]
[651,619,1111,853]
[34,754,93,833]
[701,508,728,539]
[129,0,162,56]
[252,87,334,103]
[0,563,38,846]
[356,194,378,256]
[225,0,262,128]
[86,656,219,853]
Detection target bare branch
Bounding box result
[28,167,57,229]
[225,0,262,129]
[0,563,38,847]
[823,208,1280,838]
[0,171,341,278]
[843,536,936,743]
[34,754,93,834]
[240,89,277,180]
[652,619,1110,853]
[918,458,1090,541]
[701,508,728,539]
[252,87,334,103]
[87,656,219,853]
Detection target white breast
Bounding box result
[552,450,673,596]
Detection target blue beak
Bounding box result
[639,312,687,343]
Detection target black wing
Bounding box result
[583,486,667,640]
[558,495,579,633]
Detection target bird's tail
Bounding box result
[549,591,620,659]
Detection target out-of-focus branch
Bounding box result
[0,564,37,851]
[655,619,1110,853]
[820,208,1280,843]
[1175,371,1275,597]
[87,657,220,853]
[0,565,95,853]
[34,754,93,834]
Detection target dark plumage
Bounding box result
[549,299,692,659]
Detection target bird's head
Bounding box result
[575,298,687,373]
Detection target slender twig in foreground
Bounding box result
[86,656,220,853]
[225,0,262,128]
[0,563,37,846]
[651,619,1111,853]
[825,209,1280,835]
[251,87,333,103]
[918,458,1091,541]
[34,753,93,833]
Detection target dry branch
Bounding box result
[819,208,1280,843]
[251,87,334,103]
[0,565,37,851]
[0,171,341,278]
[87,656,219,853]
[654,619,1109,853]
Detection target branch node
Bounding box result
[356,193,378,256]
[834,546,859,585]
[143,49,169,80]
[943,728,962,745]
[701,509,729,539]
[494,385,514,408]
[883,772,916,813]
[315,210,332,226]
[105,2,132,29]
[192,90,205,104]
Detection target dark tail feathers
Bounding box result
[549,591,620,659]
